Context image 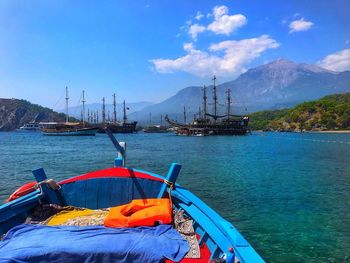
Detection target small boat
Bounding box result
[0,130,264,262]
[18,121,59,132]
[143,125,169,133]
[18,123,40,131]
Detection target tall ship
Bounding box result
[97,94,137,134]
[166,76,249,136]
[41,88,98,136]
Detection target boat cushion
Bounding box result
[0,224,189,263]
[104,198,172,228]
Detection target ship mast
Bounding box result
[82,90,86,127]
[183,106,187,124]
[149,112,152,125]
[212,75,218,123]
[113,93,117,124]
[226,88,231,119]
[203,86,207,120]
[65,86,69,123]
[160,114,163,126]
[123,100,127,124]
[102,97,106,124]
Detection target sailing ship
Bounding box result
[166,76,249,136]
[41,88,98,136]
[0,129,264,263]
[98,94,137,133]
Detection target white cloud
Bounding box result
[150,35,279,77]
[207,5,247,35]
[317,49,350,72]
[289,18,313,33]
[183,42,194,51]
[188,24,206,41]
[195,11,204,21]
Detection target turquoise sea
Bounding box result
[0,131,349,262]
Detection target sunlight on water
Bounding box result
[0,131,349,262]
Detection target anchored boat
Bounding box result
[0,130,264,263]
[41,123,98,136]
[166,76,249,136]
[98,96,137,134]
[41,88,98,136]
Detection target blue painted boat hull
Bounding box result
[0,166,264,263]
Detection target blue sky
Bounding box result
[0,0,349,109]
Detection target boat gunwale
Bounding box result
[0,167,264,263]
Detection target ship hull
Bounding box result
[98,122,137,134]
[168,117,250,136]
[42,127,98,136]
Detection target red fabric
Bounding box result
[59,167,164,184]
[165,235,211,263]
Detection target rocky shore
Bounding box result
[0,98,66,131]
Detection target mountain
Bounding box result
[57,101,154,121]
[0,99,67,131]
[131,59,350,124]
[248,93,350,131]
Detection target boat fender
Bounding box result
[7,179,61,203]
[7,181,37,202]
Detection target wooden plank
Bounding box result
[85,180,99,209]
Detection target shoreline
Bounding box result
[252,130,350,134]
[307,130,350,134]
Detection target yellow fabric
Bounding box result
[46,206,94,226]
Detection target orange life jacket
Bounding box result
[104,198,172,228]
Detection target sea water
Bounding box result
[0,131,349,262]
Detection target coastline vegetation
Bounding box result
[249,93,350,131]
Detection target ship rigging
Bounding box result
[165,76,249,136]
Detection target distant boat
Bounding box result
[166,76,249,136]
[103,122,138,134]
[18,123,40,131]
[18,122,59,132]
[41,88,98,136]
[143,125,169,133]
[143,114,169,133]
[98,97,137,134]
[41,123,98,136]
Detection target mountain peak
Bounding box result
[256,58,332,74]
[269,58,295,66]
